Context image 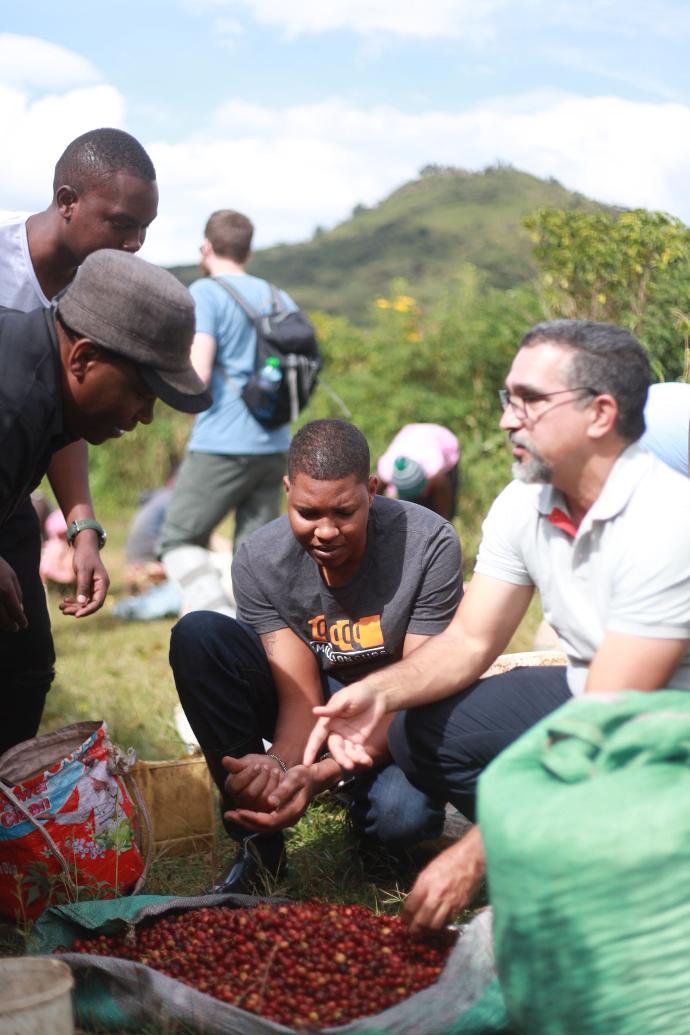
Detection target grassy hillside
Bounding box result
[170,164,618,321]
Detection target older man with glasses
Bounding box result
[305,318,690,931]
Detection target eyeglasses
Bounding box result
[498,387,597,422]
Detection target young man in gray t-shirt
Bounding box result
[170,419,462,893]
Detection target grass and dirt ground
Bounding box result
[1,507,542,1031]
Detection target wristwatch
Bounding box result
[66,518,107,550]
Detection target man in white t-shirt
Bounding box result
[305,319,690,931]
[0,128,158,752]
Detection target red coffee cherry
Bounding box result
[62,901,457,1028]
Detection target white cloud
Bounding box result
[0,34,102,90]
[185,0,690,42]
[183,0,506,39]
[0,82,126,210]
[0,37,125,210]
[545,0,690,39]
[2,46,688,274]
[139,91,690,265]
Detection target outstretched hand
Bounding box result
[303,683,386,770]
[402,826,485,932]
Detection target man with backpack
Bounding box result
[160,209,320,614]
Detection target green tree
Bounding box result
[524,208,690,378]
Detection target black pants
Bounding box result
[0,497,56,755]
[169,611,446,848]
[388,665,572,822]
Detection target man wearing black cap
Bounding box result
[0,250,210,753]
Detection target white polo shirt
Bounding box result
[475,444,690,696]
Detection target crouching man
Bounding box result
[305,320,690,930]
[169,418,462,893]
[0,249,210,753]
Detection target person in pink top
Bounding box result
[376,423,460,520]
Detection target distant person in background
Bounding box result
[114,463,232,621]
[39,509,73,589]
[377,423,460,521]
[0,127,158,751]
[124,468,178,594]
[160,209,296,615]
[639,382,690,476]
[29,493,73,589]
[113,468,184,621]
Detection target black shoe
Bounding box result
[206,833,287,896]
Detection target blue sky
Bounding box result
[2,1,689,264]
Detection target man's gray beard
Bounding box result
[512,456,553,483]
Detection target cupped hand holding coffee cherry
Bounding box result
[222,754,284,813]
[224,762,322,832]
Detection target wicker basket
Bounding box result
[132,755,216,858]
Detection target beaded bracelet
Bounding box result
[267,752,289,773]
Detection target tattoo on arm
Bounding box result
[263,631,278,658]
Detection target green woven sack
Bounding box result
[479,689,690,1035]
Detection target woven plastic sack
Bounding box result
[358,980,512,1035]
[0,721,146,922]
[479,689,690,1035]
[29,894,497,1033]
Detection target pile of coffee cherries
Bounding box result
[64,900,457,1028]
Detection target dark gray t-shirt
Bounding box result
[232,496,462,684]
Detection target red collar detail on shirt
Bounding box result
[547,507,578,538]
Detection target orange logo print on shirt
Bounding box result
[307,614,384,652]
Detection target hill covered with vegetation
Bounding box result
[94,179,687,572]
[170,164,618,321]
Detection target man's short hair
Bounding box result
[53,128,156,195]
[204,210,254,263]
[521,319,651,442]
[288,420,370,483]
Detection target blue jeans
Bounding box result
[169,611,445,848]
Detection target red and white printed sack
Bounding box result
[0,721,147,921]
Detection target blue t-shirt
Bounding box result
[187,274,293,455]
[640,382,690,476]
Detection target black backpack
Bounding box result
[214,278,323,428]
